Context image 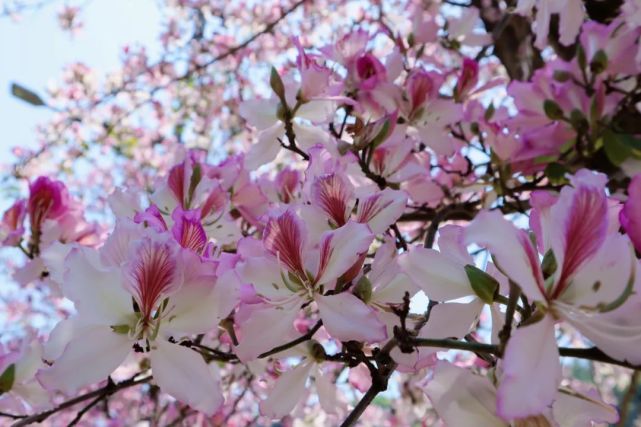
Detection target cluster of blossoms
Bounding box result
[2,0,641,425]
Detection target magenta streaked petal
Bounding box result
[311,173,354,227]
[314,221,373,286]
[125,236,181,322]
[1,199,26,246]
[28,177,70,231]
[167,162,186,207]
[621,174,641,253]
[356,188,407,234]
[275,168,301,204]
[551,185,608,299]
[171,208,207,254]
[465,210,546,302]
[263,210,306,276]
[200,182,228,219]
[133,204,168,232]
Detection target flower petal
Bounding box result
[315,367,340,415]
[496,315,561,420]
[553,389,619,427]
[315,221,373,286]
[37,326,131,394]
[620,174,641,253]
[315,293,387,343]
[234,304,300,362]
[397,246,471,301]
[259,362,312,419]
[465,210,546,302]
[425,361,507,427]
[150,339,223,416]
[245,122,285,169]
[63,247,131,326]
[557,299,641,365]
[356,188,407,235]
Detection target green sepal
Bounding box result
[464,264,499,304]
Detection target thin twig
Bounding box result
[12,375,150,427]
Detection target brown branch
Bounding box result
[258,320,322,359]
[12,375,150,427]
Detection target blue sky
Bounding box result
[0,0,162,162]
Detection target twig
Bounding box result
[258,320,322,359]
[12,375,150,426]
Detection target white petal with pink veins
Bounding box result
[356,188,407,235]
[314,221,372,286]
[315,293,386,343]
[150,339,223,416]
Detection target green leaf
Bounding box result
[464,264,499,304]
[0,364,15,394]
[11,83,45,106]
[603,130,632,166]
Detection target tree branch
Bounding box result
[12,375,150,427]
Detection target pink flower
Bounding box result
[454,58,479,101]
[234,209,385,361]
[465,170,639,420]
[27,177,70,234]
[620,174,641,253]
[37,220,236,415]
[0,199,26,246]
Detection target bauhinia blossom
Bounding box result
[37,220,237,415]
[465,170,640,420]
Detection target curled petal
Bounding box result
[315,221,373,286]
[356,188,407,235]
